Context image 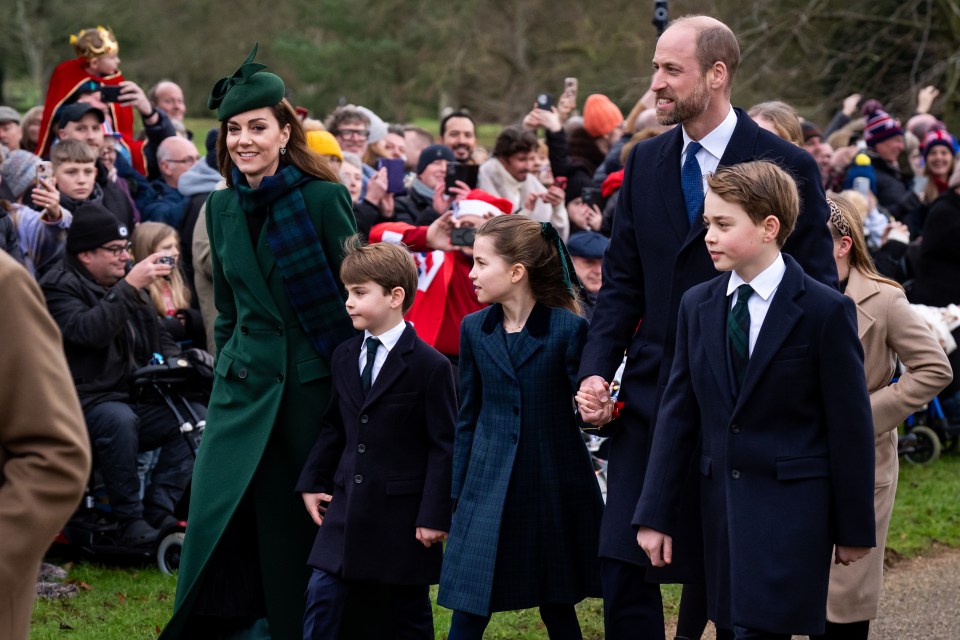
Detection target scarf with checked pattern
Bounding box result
[233,164,354,361]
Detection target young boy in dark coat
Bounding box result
[634,161,876,639]
[297,240,456,640]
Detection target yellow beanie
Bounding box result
[306,130,343,160]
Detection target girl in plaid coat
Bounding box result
[438,215,603,639]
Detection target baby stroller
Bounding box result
[51,353,209,574]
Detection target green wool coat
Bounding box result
[162,179,357,640]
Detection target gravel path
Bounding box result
[664,546,960,639]
[872,546,960,639]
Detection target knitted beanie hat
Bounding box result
[862,103,903,147]
[415,144,455,175]
[306,130,344,160]
[583,95,623,138]
[843,152,878,195]
[355,106,388,144]
[922,127,954,160]
[0,150,41,201]
[66,203,129,254]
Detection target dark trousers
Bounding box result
[600,558,665,640]
[716,626,790,640]
[447,604,582,640]
[809,620,870,640]
[84,400,196,521]
[676,583,709,639]
[303,568,433,640]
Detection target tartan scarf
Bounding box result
[233,164,355,362]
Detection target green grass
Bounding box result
[31,454,959,639]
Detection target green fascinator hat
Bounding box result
[208,43,285,121]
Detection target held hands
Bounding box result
[835,546,871,566]
[32,179,63,221]
[432,180,471,215]
[124,251,174,289]
[522,105,562,133]
[637,527,673,567]
[576,375,615,426]
[416,527,448,548]
[301,492,333,526]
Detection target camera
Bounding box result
[581,187,602,208]
[450,227,477,246]
[99,85,123,103]
[157,256,176,267]
[445,162,479,195]
[653,0,669,35]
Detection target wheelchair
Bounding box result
[50,356,209,574]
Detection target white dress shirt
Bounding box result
[681,106,739,194]
[358,320,407,385]
[727,253,786,356]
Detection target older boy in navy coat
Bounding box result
[297,241,456,640]
[634,161,875,639]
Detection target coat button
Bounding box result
[275,326,283,336]
[238,368,248,379]
[360,415,369,424]
[731,424,741,434]
[354,474,363,484]
[731,469,741,479]
[240,325,249,335]
[512,406,519,415]
[357,444,366,453]
[277,373,284,382]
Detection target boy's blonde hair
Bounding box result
[70,26,119,59]
[706,160,799,247]
[51,139,99,168]
[340,238,418,313]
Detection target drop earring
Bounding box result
[280,146,287,155]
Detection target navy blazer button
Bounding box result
[354,474,363,484]
[731,424,741,433]
[238,368,248,379]
[360,415,369,424]
[277,373,284,382]
[731,470,741,479]
[240,325,249,335]
[357,444,366,453]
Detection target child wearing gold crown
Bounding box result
[35,26,170,177]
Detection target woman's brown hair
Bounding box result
[827,195,903,291]
[475,215,582,316]
[130,222,192,311]
[218,98,339,187]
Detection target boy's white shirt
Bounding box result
[359,319,407,384]
[727,252,786,356]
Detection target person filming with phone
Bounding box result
[40,204,199,547]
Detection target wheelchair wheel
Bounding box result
[157,531,184,575]
[904,426,941,465]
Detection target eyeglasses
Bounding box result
[166,156,200,165]
[337,129,370,140]
[98,242,132,257]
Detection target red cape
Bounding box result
[36,58,147,175]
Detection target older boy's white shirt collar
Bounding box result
[727,253,786,356]
[359,319,407,382]
[728,252,786,299]
[681,106,738,188]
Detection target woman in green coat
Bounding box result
[161,46,357,640]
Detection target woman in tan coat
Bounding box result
[816,196,952,640]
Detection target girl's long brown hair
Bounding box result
[827,195,903,291]
[476,215,582,316]
[218,98,339,187]
[130,222,192,312]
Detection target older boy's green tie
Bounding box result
[728,284,753,390]
[361,337,380,394]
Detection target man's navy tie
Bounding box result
[361,337,380,394]
[682,141,704,227]
[728,284,753,390]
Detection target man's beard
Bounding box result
[656,77,710,126]
[452,144,472,160]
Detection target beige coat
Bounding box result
[827,267,952,623]
[0,252,90,639]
